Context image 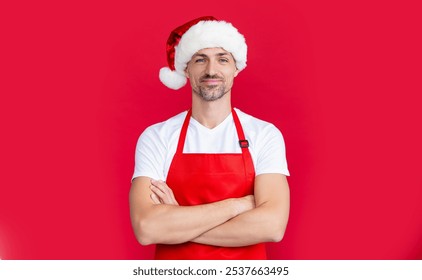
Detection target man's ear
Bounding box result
[184,68,189,79]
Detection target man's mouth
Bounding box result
[201,79,222,85]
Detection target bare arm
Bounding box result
[150,173,290,247]
[129,176,254,245]
[192,174,290,246]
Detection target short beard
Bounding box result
[194,85,227,101]
[194,74,228,101]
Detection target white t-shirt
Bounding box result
[132,108,289,181]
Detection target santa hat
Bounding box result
[159,16,248,90]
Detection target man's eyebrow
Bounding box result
[193,53,208,57]
[193,52,231,57]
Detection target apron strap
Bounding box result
[176,109,192,154]
[231,108,248,148]
[176,108,256,180]
[231,108,256,180]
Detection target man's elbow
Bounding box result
[134,219,156,246]
[268,228,285,243]
[268,208,289,243]
[265,218,287,243]
[136,234,154,246]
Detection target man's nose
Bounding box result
[205,60,217,76]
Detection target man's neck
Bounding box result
[191,93,232,129]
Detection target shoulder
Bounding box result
[136,111,187,152]
[234,108,286,152]
[140,111,187,140]
[235,108,289,176]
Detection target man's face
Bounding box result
[185,47,239,102]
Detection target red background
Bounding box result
[1,0,421,259]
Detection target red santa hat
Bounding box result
[159,16,248,90]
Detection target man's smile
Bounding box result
[201,79,223,85]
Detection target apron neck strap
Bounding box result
[176,108,250,153]
[176,109,192,154]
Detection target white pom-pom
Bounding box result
[159,67,187,90]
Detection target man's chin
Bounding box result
[194,85,227,101]
[199,92,225,102]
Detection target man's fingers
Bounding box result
[150,193,161,204]
[150,184,173,204]
[151,179,170,194]
[150,184,165,198]
[150,179,179,206]
[151,180,173,199]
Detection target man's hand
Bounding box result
[192,174,290,247]
[149,179,255,215]
[130,176,260,245]
[233,194,255,216]
[149,179,179,205]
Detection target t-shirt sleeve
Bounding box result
[132,125,167,181]
[255,124,290,176]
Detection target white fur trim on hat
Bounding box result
[174,20,247,75]
[159,19,247,90]
[159,67,187,90]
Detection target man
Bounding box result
[129,16,290,260]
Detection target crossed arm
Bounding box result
[129,174,289,247]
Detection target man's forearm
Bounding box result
[130,177,255,246]
[137,198,248,245]
[192,174,290,247]
[135,174,289,247]
[191,202,287,247]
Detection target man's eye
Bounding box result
[195,59,205,63]
[220,59,229,63]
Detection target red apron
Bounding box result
[155,108,267,260]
